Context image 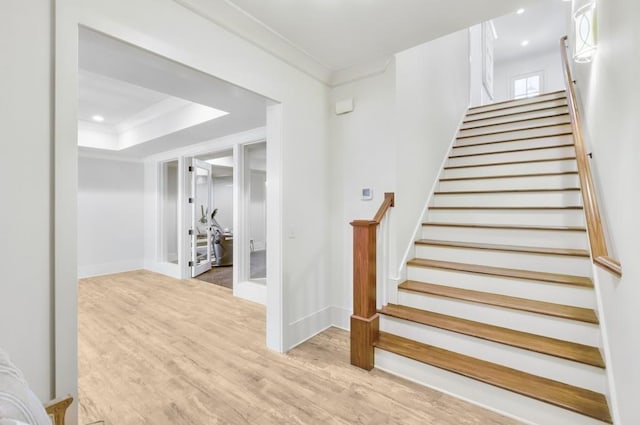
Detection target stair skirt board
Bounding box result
[406,266,596,308]
[394,291,600,346]
[374,349,610,425]
[379,316,606,392]
[421,224,589,249]
[461,106,569,127]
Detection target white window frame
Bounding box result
[510,71,544,100]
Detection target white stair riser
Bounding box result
[461,106,570,128]
[456,124,573,146]
[427,209,585,227]
[421,226,589,250]
[375,350,609,425]
[397,291,599,346]
[466,98,569,121]
[380,316,606,393]
[458,115,570,138]
[406,266,595,308]
[442,159,577,179]
[447,146,576,167]
[438,174,580,191]
[414,245,591,275]
[469,93,567,114]
[451,135,574,156]
[432,191,582,208]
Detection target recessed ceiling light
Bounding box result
[92,115,105,122]
[516,8,525,14]
[521,40,530,47]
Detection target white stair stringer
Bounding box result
[375,349,610,425]
[379,315,606,393]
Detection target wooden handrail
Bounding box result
[350,192,395,369]
[560,36,622,278]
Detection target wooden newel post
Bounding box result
[350,219,379,370]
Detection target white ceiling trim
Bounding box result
[78,98,228,151]
[173,0,333,84]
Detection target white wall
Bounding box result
[78,156,145,277]
[249,170,266,250]
[212,175,234,231]
[0,0,53,402]
[329,63,397,328]
[571,0,640,423]
[493,48,565,102]
[329,29,471,328]
[394,29,471,277]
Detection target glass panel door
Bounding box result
[190,158,213,277]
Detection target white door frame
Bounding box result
[55,17,285,422]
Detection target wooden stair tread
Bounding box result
[429,206,583,210]
[434,188,580,195]
[461,112,570,131]
[415,239,589,257]
[457,123,571,140]
[444,156,576,170]
[440,171,578,182]
[467,90,566,113]
[407,258,593,287]
[380,304,603,367]
[449,143,575,159]
[374,332,611,423]
[398,281,598,324]
[464,105,569,124]
[422,222,587,232]
[453,132,573,148]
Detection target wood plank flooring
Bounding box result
[79,270,522,425]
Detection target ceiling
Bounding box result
[493,0,571,62]
[78,27,268,159]
[176,0,547,85]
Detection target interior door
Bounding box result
[190,158,213,277]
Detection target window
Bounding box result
[512,72,543,99]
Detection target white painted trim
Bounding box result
[78,259,144,279]
[286,306,333,350]
[393,110,468,281]
[173,0,332,84]
[234,280,267,305]
[331,306,351,331]
[145,127,266,163]
[591,266,621,424]
[330,56,393,87]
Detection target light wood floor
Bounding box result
[79,270,521,425]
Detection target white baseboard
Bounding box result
[234,280,266,305]
[286,306,334,351]
[331,306,351,331]
[78,259,144,278]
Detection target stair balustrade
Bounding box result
[350,192,394,370]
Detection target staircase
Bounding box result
[374,91,613,424]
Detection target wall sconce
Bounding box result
[573,1,597,63]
